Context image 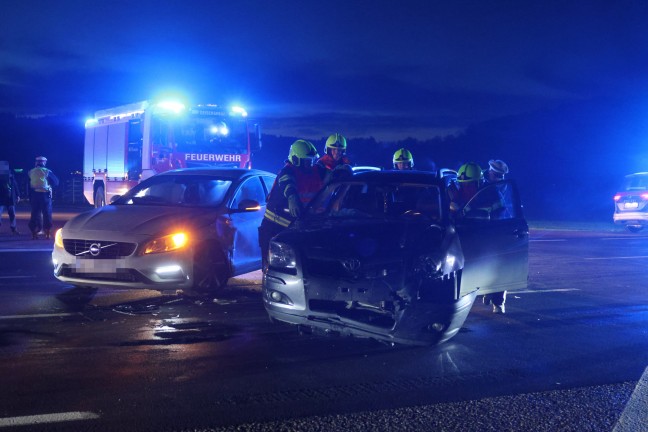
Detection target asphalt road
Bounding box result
[0,213,646,431]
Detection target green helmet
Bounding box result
[457,162,483,183]
[325,133,347,152]
[288,139,319,166]
[393,148,414,169]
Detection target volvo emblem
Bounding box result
[89,243,102,257]
[341,258,361,272]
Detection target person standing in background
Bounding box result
[28,156,59,239]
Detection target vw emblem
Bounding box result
[342,258,361,272]
[89,243,102,257]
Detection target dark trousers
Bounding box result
[0,205,17,229]
[29,192,53,233]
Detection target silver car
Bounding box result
[263,170,528,346]
[53,168,275,294]
[613,172,648,233]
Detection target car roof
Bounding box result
[352,169,445,186]
[157,167,275,179]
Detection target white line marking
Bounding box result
[529,239,566,242]
[0,249,53,253]
[0,313,82,320]
[0,411,100,427]
[584,256,648,260]
[514,288,580,294]
[0,275,36,279]
[613,366,648,432]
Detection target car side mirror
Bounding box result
[235,199,261,212]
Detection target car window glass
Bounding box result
[261,175,275,196]
[118,175,231,207]
[231,177,266,208]
[623,175,648,191]
[464,181,517,220]
[308,182,441,220]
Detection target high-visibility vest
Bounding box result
[29,167,51,193]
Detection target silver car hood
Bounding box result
[63,204,222,236]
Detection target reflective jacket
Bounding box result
[263,163,327,228]
[28,167,59,193]
[317,154,351,171]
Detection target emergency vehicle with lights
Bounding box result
[83,100,261,207]
[613,172,648,232]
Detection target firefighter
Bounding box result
[259,140,328,269]
[317,133,351,171]
[393,148,414,170]
[482,158,510,314]
[484,159,509,184]
[448,162,482,212]
[28,156,59,239]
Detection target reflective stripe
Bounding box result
[264,209,292,227]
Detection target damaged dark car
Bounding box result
[262,170,528,346]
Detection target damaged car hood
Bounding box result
[286,218,449,262]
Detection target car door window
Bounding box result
[463,181,518,221]
[231,177,266,209]
[261,175,275,197]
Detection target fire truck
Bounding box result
[83,100,261,206]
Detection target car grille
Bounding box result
[58,267,146,283]
[304,257,402,280]
[63,239,137,259]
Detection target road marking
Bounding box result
[0,275,36,279]
[529,239,566,242]
[613,366,648,432]
[0,411,100,427]
[514,288,580,294]
[584,256,648,260]
[0,312,82,320]
[0,249,53,253]
[601,237,644,240]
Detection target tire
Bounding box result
[94,186,106,208]
[626,225,643,233]
[192,242,229,294]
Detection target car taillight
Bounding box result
[614,194,621,201]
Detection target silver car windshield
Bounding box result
[115,175,232,207]
[308,181,442,221]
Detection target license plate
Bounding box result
[625,202,639,209]
[74,259,117,273]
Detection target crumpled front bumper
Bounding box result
[263,270,477,346]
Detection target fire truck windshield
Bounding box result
[151,114,249,155]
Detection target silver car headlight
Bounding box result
[268,241,297,272]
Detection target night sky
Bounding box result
[3,1,648,220]
[3,0,647,141]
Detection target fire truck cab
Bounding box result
[83,100,261,207]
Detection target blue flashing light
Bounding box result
[210,123,230,136]
[157,101,186,114]
[231,106,248,117]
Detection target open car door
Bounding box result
[453,180,529,297]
